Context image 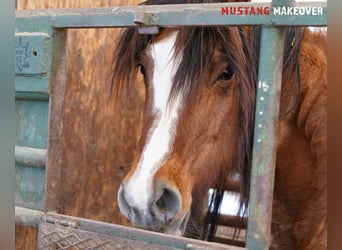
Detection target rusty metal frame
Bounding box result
[15,0,327,249]
[15,207,242,250]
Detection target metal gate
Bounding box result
[15,0,327,249]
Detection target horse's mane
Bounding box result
[111,0,304,243]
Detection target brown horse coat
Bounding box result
[272,30,327,249]
[112,2,327,248]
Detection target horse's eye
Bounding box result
[216,67,233,81]
[139,64,146,76]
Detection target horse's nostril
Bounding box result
[153,186,181,221]
[117,185,129,215]
[119,183,182,227]
[118,184,137,222]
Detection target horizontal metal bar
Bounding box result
[218,214,247,229]
[15,91,49,101]
[15,207,245,248]
[15,146,47,168]
[15,2,327,29]
[15,206,44,228]
[43,212,245,249]
[213,237,245,248]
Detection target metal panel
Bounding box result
[15,98,48,212]
[39,213,243,250]
[15,17,53,100]
[15,33,50,75]
[15,19,52,211]
[14,98,49,211]
[14,9,66,213]
[15,165,46,211]
[15,33,51,100]
[16,100,49,148]
[16,207,244,249]
[38,222,177,250]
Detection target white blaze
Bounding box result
[124,32,182,212]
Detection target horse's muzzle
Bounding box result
[117,183,183,233]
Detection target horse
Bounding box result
[111,0,327,249]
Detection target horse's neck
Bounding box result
[273,29,327,248]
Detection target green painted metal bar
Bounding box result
[15,15,53,100]
[15,15,53,212]
[15,92,49,101]
[16,100,50,149]
[246,26,284,249]
[15,1,326,29]
[15,98,49,211]
[15,146,47,168]
[246,0,295,249]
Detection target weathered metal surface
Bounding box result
[15,146,47,168]
[15,32,51,99]
[15,92,49,101]
[15,32,50,75]
[15,1,144,249]
[14,0,327,249]
[15,100,48,211]
[16,21,56,250]
[15,164,46,211]
[15,207,40,250]
[15,16,53,100]
[14,11,66,214]
[16,100,49,148]
[16,207,244,249]
[44,29,67,213]
[38,222,176,250]
[37,212,244,250]
[15,16,51,213]
[15,1,327,30]
[246,0,288,249]
[15,206,44,228]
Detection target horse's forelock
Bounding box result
[168,26,258,239]
[111,24,258,240]
[111,0,305,241]
[110,28,152,103]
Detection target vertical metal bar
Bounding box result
[246,0,293,248]
[45,29,67,213]
[246,26,284,249]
